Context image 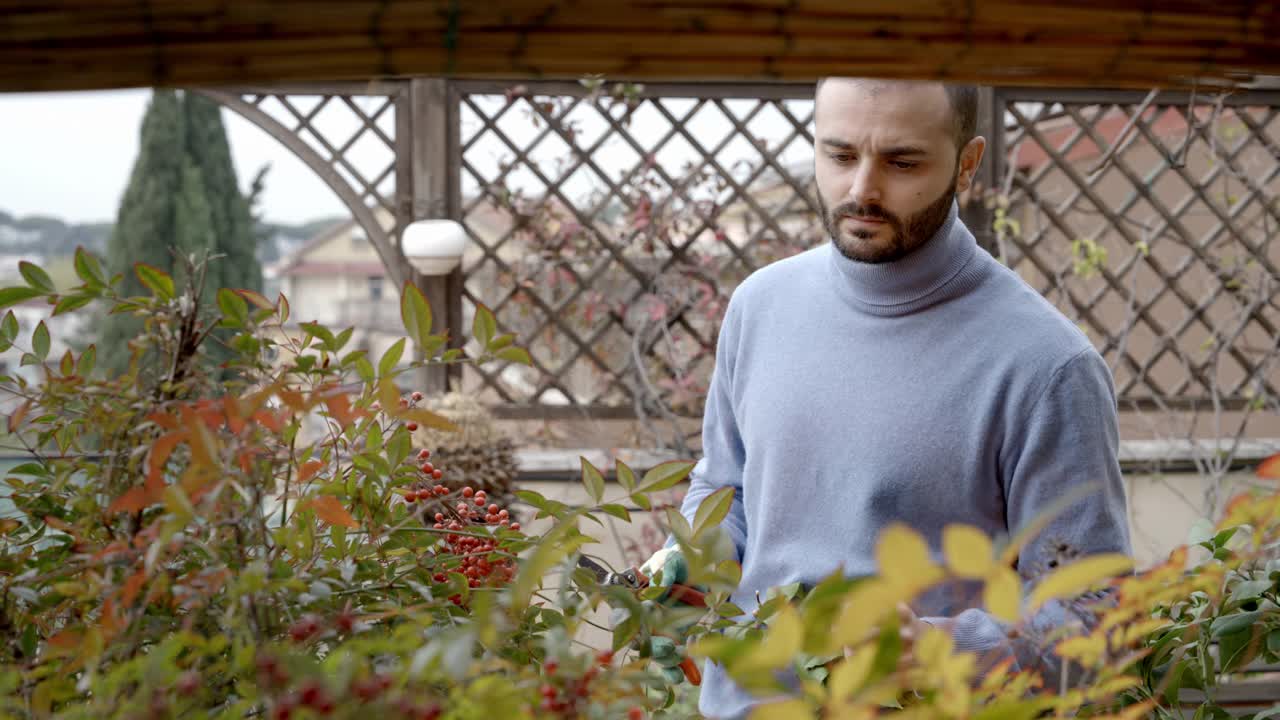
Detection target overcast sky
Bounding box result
[0,89,349,225]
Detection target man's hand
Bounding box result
[639,547,688,603]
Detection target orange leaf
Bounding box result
[145,410,178,430]
[278,389,307,412]
[235,288,275,310]
[223,395,246,435]
[108,486,157,514]
[121,568,147,606]
[7,400,31,434]
[306,495,358,528]
[323,392,364,430]
[298,460,324,485]
[238,449,254,473]
[43,515,73,532]
[252,409,286,433]
[1258,453,1280,480]
[100,597,121,639]
[47,629,82,650]
[147,431,186,493]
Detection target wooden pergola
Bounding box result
[3,1,1280,93]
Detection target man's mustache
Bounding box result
[830,202,899,224]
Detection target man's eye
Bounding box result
[890,160,917,170]
[829,153,854,164]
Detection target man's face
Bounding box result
[814,80,984,264]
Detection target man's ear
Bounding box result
[955,136,987,194]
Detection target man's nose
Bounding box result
[845,160,882,206]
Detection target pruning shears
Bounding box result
[576,555,705,685]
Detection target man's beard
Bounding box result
[821,177,957,264]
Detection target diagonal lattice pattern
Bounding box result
[1001,91,1280,410]
[454,81,821,416]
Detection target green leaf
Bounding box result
[472,303,497,347]
[495,346,531,365]
[599,503,631,522]
[76,344,96,378]
[217,288,249,328]
[1269,629,1280,655]
[580,456,605,504]
[616,461,636,492]
[134,263,175,301]
[630,492,652,511]
[693,486,735,540]
[400,281,433,349]
[0,286,43,310]
[300,322,337,349]
[31,321,49,361]
[334,327,354,351]
[611,606,642,652]
[1,311,17,342]
[74,247,106,287]
[18,262,54,294]
[379,338,407,376]
[52,294,93,316]
[354,356,375,383]
[1210,610,1261,638]
[636,460,697,495]
[1219,626,1263,672]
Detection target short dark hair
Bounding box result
[815,78,980,150]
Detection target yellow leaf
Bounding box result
[736,604,804,674]
[828,645,877,701]
[1054,635,1106,666]
[306,495,358,528]
[984,566,1022,623]
[832,579,905,649]
[943,524,994,578]
[912,624,955,666]
[1029,554,1132,610]
[749,699,815,720]
[1257,452,1280,479]
[877,523,942,592]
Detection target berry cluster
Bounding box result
[425,485,519,604]
[536,651,643,718]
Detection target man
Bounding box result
[640,78,1132,719]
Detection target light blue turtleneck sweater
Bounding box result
[677,202,1132,719]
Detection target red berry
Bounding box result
[412,391,424,401]
[432,469,443,480]
[498,509,509,519]
[351,677,382,701]
[487,503,499,514]
[299,682,324,707]
[406,422,419,432]
[422,462,435,474]
[272,705,293,720]
[176,670,200,696]
[462,487,474,497]
[510,523,521,531]
[288,616,321,642]
[434,512,445,522]
[434,484,446,494]
[474,497,486,507]
[418,449,431,460]
[405,492,417,503]
[475,491,487,500]
[628,708,645,720]
[544,660,559,674]
[399,398,409,407]
[596,649,614,665]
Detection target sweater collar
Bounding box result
[825,200,980,316]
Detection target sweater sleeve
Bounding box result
[921,347,1132,684]
[666,298,748,561]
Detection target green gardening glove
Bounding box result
[639,546,688,604]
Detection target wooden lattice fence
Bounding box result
[453,82,1280,420]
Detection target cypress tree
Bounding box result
[98,90,262,377]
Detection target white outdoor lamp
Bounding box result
[401,218,467,276]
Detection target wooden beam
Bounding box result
[5,1,1280,92]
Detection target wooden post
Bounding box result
[407,78,457,395]
[961,86,1002,258]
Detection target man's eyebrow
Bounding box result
[817,139,930,156]
[882,145,929,157]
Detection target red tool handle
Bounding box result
[632,568,707,608]
[679,656,702,685]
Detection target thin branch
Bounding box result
[1086,88,1161,177]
